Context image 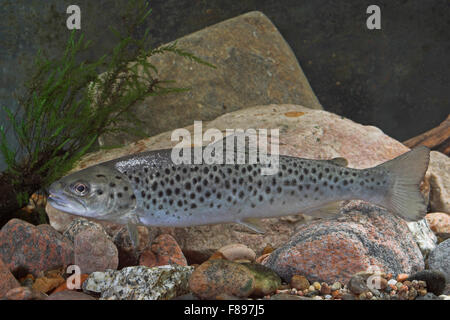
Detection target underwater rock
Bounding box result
[241,262,281,297]
[46,290,96,300]
[290,275,310,291]
[407,270,447,296]
[427,239,450,282]
[262,201,425,284]
[0,258,20,299]
[347,275,369,295]
[0,219,74,277]
[216,244,256,262]
[188,259,255,299]
[406,219,437,257]
[425,212,450,238]
[63,218,110,242]
[98,11,322,147]
[425,151,450,213]
[82,265,193,300]
[74,229,118,274]
[139,234,187,268]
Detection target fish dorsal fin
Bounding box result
[327,157,348,167]
[237,218,266,234]
[301,201,342,218]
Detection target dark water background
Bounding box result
[0,0,448,171]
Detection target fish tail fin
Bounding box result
[377,146,430,221]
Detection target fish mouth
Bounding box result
[47,192,86,214]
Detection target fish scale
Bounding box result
[48,145,430,236]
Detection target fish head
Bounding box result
[48,165,136,220]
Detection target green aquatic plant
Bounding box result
[0,0,215,222]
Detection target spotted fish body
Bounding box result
[48,145,430,233]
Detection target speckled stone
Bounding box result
[189,259,255,299]
[0,219,74,277]
[82,265,193,300]
[241,263,281,297]
[406,219,437,257]
[150,234,187,266]
[427,239,450,281]
[263,202,425,284]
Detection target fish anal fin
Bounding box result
[302,201,342,218]
[237,218,266,234]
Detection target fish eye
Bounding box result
[73,182,89,196]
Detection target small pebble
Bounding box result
[308,285,315,292]
[312,282,321,291]
[366,291,373,299]
[387,279,397,286]
[324,294,332,300]
[396,273,409,282]
[331,282,342,291]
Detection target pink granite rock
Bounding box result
[0,219,73,277]
[262,201,425,284]
[74,229,118,274]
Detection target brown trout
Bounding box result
[48,144,430,245]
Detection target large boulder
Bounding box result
[99,11,322,147]
[262,201,425,284]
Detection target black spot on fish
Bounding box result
[191,203,197,209]
[131,194,136,200]
[151,182,158,191]
[124,186,128,191]
[110,194,114,199]
[96,174,106,178]
[134,177,140,184]
[117,192,122,198]
[97,190,103,195]
[109,182,116,188]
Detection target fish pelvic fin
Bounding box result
[127,221,140,250]
[237,218,266,234]
[378,146,430,221]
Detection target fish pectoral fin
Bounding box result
[302,201,343,218]
[328,157,348,167]
[237,218,266,234]
[127,221,140,249]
